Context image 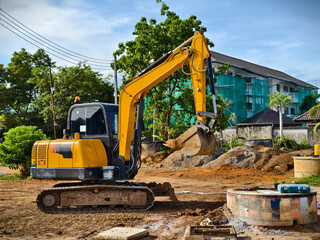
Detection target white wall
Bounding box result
[273,127,308,143]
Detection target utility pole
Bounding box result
[49,69,57,139]
[114,55,118,104]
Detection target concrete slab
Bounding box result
[95,227,149,240]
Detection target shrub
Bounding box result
[0,126,46,177]
[272,136,310,150]
[215,134,245,150]
[272,136,297,149]
[299,139,311,149]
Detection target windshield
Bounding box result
[70,106,107,137]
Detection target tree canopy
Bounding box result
[31,63,114,133]
[300,93,318,113]
[0,49,114,138]
[0,49,54,132]
[114,2,230,141]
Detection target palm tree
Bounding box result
[268,91,292,138]
[310,103,320,136]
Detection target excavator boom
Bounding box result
[118,31,218,163]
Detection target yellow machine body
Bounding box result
[31,138,108,180]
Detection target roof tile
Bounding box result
[241,108,300,126]
[294,108,320,122]
[211,51,318,89]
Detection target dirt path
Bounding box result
[0,166,19,175]
[0,166,319,239]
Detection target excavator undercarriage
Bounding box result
[36,181,177,213]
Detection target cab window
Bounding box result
[70,106,107,136]
[109,111,118,135]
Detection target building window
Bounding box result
[247,103,252,110]
[291,108,295,115]
[276,84,280,91]
[283,86,288,92]
[290,87,294,92]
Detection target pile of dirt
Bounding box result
[142,151,171,163]
[158,148,226,169]
[178,206,228,225]
[203,146,313,174]
[205,206,228,225]
[158,145,313,174]
[261,149,313,173]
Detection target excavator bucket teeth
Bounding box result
[165,126,216,156]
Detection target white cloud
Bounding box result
[2,0,131,39]
[0,0,132,68]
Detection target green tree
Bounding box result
[0,126,46,177]
[0,49,54,132]
[300,93,318,113]
[268,91,292,138]
[114,2,229,141]
[31,63,114,135]
[310,103,320,136]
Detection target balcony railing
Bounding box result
[290,93,298,103]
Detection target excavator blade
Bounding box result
[165,126,216,156]
[145,182,178,202]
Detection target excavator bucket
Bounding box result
[165,125,216,156]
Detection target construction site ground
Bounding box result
[1,146,320,239]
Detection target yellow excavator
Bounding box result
[31,31,220,213]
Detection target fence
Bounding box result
[218,124,320,145]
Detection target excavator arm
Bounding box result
[118,31,218,163]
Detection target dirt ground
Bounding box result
[1,163,320,239]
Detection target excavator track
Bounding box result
[37,185,154,214]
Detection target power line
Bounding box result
[0,8,114,71]
[1,22,79,65]
[0,14,111,68]
[0,23,112,71]
[0,8,113,63]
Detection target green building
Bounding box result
[211,51,318,124]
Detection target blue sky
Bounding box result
[0,0,319,86]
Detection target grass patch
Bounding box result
[145,163,155,167]
[297,174,320,186]
[0,173,23,180]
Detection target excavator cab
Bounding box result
[67,103,119,165]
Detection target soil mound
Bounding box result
[159,145,313,174]
[203,146,313,173]
[159,149,226,169]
